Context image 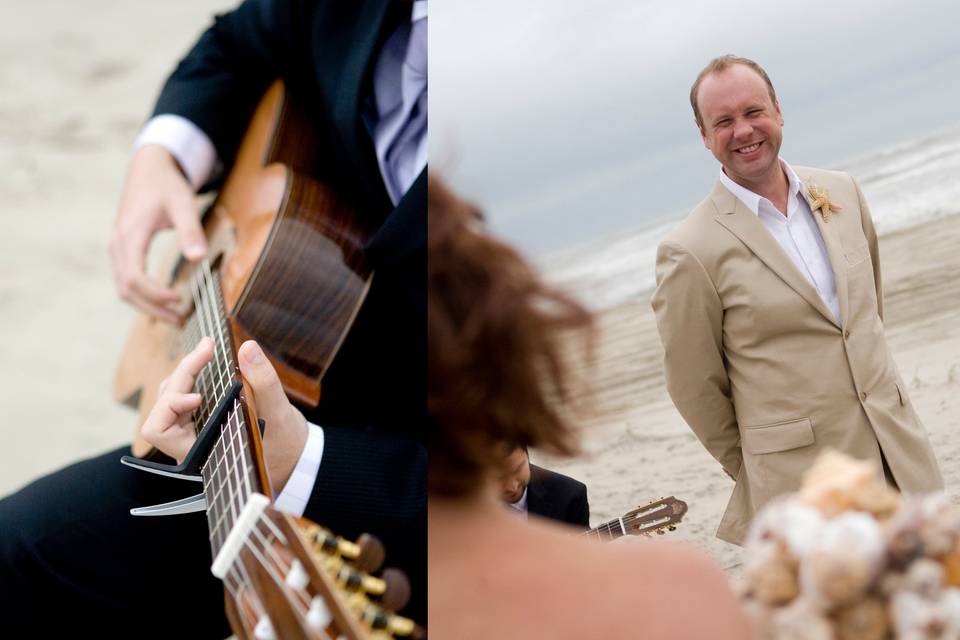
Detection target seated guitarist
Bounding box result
[427,178,750,639]
[499,444,590,529]
[0,0,426,634]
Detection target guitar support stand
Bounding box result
[120,381,244,517]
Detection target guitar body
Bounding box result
[114,81,373,456]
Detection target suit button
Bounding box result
[861,391,868,400]
[844,330,851,339]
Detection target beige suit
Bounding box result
[651,167,942,544]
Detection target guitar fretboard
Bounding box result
[177,259,264,559]
[201,399,263,559]
[586,518,628,541]
[181,261,239,432]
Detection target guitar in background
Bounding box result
[582,497,688,541]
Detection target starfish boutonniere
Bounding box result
[806,183,842,223]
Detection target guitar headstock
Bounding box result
[623,496,688,537]
[222,505,423,640]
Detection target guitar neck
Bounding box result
[584,517,629,542]
[580,498,688,541]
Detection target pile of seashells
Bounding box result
[740,450,960,639]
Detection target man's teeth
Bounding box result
[737,143,760,154]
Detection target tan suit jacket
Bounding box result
[651,167,942,544]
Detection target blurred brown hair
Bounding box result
[428,176,594,498]
[690,55,778,130]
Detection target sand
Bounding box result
[0,0,237,495]
[536,211,960,575]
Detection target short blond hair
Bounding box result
[690,55,778,130]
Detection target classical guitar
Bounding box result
[114,79,372,458]
[127,375,421,638]
[582,497,688,541]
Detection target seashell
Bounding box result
[832,597,888,640]
[744,539,800,606]
[798,450,901,519]
[890,587,960,639]
[800,511,886,609]
[740,597,776,640]
[886,499,929,570]
[768,597,834,640]
[942,546,960,588]
[746,499,824,558]
[899,558,944,598]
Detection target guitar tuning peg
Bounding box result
[341,565,387,596]
[380,568,411,612]
[359,602,416,637]
[668,525,677,531]
[656,528,665,535]
[355,533,386,573]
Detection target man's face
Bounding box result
[697,64,784,188]
[498,447,531,504]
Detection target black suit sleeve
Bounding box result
[567,481,590,529]
[152,0,313,178]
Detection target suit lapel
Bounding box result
[799,174,850,328]
[526,465,551,518]
[322,0,402,208]
[710,179,840,326]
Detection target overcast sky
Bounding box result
[431,0,960,255]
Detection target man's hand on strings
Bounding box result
[110,144,207,324]
[140,337,214,463]
[237,340,309,494]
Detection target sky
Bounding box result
[431,0,960,255]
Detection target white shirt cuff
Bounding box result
[272,422,325,517]
[133,114,220,190]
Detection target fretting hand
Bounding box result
[139,338,309,493]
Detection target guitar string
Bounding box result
[189,262,234,433]
[204,445,226,553]
[201,262,233,402]
[248,518,317,613]
[247,519,322,623]
[208,401,261,549]
[206,404,242,550]
[225,559,268,633]
[189,262,217,430]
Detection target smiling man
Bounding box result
[651,55,942,545]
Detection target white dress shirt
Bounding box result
[719,160,841,323]
[133,2,428,516]
[507,487,529,521]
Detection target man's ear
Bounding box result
[775,100,784,126]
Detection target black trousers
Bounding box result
[0,446,231,639]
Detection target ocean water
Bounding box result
[541,126,960,311]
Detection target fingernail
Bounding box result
[245,342,264,364]
[184,244,205,260]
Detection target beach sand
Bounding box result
[536,211,960,575]
[0,0,236,495]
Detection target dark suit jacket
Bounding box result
[527,464,590,529]
[152,0,425,619]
